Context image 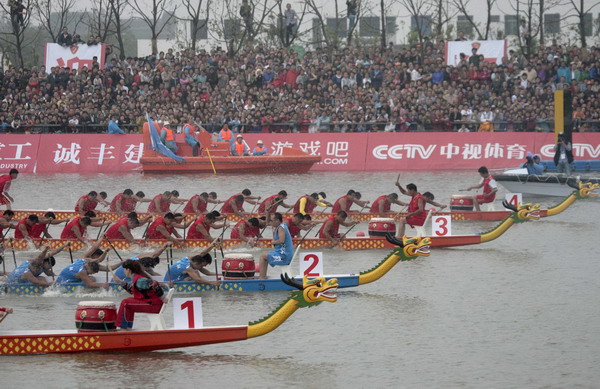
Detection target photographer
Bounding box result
[553,133,573,176]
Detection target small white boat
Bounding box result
[496,169,600,197]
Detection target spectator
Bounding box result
[108,115,126,134]
[57,27,72,47]
[478,107,494,132]
[284,4,298,46]
[347,0,358,36]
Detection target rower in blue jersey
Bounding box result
[113,242,170,280]
[7,243,70,285]
[55,240,124,288]
[259,212,294,279]
[163,238,221,286]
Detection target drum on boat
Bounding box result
[368,218,396,237]
[450,195,474,211]
[222,253,255,278]
[75,301,117,332]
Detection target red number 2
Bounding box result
[303,254,320,277]
[434,217,448,236]
[181,300,195,328]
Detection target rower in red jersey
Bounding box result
[220,189,260,217]
[105,212,151,244]
[75,191,109,215]
[186,212,227,240]
[30,212,69,239]
[284,212,317,238]
[169,190,189,210]
[395,181,446,238]
[293,193,329,215]
[462,166,498,211]
[60,216,93,244]
[0,169,18,210]
[0,210,15,238]
[331,190,370,214]
[230,217,262,246]
[183,192,223,215]
[110,189,135,214]
[148,191,172,214]
[14,215,39,242]
[370,193,408,217]
[318,211,359,246]
[145,212,190,244]
[258,190,293,221]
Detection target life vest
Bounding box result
[146,217,174,239]
[148,194,171,213]
[163,127,175,141]
[370,195,390,213]
[293,194,317,215]
[220,128,232,141]
[104,218,130,239]
[318,216,340,239]
[255,146,266,153]
[235,142,245,156]
[186,216,211,240]
[221,193,244,213]
[61,217,86,239]
[332,195,349,213]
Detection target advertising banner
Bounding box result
[445,40,507,66]
[0,134,42,173]
[44,43,106,73]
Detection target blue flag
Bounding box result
[146,114,185,162]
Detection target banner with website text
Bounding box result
[0,133,599,173]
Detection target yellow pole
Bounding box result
[205,147,217,175]
[554,90,564,143]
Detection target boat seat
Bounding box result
[136,288,175,331]
[485,203,496,211]
[414,225,426,237]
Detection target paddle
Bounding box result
[96,218,108,240]
[142,217,152,240]
[105,237,124,262]
[1,245,5,276]
[332,222,360,249]
[205,147,217,175]
[68,243,74,264]
[213,240,221,290]
[165,246,173,285]
[9,238,16,268]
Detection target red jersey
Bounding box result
[30,223,48,239]
[110,193,135,213]
[258,194,280,213]
[61,217,87,239]
[285,218,301,238]
[104,218,130,239]
[131,274,163,303]
[148,195,171,213]
[186,216,211,240]
[146,217,174,239]
[221,193,244,214]
[183,195,208,214]
[293,195,317,214]
[482,176,497,201]
[318,216,340,239]
[370,195,391,213]
[75,195,98,213]
[14,218,35,239]
[0,175,12,204]
[332,195,351,214]
[406,193,426,227]
[230,219,259,239]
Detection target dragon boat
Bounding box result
[0,275,338,355]
[3,235,431,295]
[496,171,600,197]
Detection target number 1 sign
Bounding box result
[173,297,203,329]
[299,252,324,277]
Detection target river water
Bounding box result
[1,171,599,388]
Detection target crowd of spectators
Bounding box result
[1,37,600,134]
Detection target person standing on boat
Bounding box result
[115,260,165,329]
[164,240,221,286]
[183,121,201,156]
[370,193,408,217]
[160,121,178,154]
[0,169,18,210]
[259,213,294,279]
[462,166,498,211]
[553,133,573,176]
[319,211,359,246]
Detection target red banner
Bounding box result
[0,133,599,173]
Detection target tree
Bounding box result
[306,0,344,49]
[397,0,432,47]
[130,0,177,55]
[179,0,211,51]
[273,0,309,47]
[32,0,80,43]
[85,0,114,43]
[108,0,129,59]
[0,0,39,67]
[565,0,599,47]
[452,0,496,40]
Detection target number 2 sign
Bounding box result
[432,215,452,236]
[173,297,203,329]
[299,252,324,277]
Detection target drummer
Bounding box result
[370,193,408,217]
[163,239,221,286]
[462,166,498,211]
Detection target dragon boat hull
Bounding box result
[496,173,600,197]
[0,326,250,355]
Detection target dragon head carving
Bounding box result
[503,200,541,223]
[568,180,600,199]
[281,274,338,307]
[385,234,431,259]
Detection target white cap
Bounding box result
[257,140,263,144]
[236,134,243,139]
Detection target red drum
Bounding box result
[75,301,117,332]
[450,195,474,211]
[368,218,396,237]
[222,253,255,279]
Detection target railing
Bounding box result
[2,120,600,134]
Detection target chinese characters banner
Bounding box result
[35,134,144,173]
[0,135,42,173]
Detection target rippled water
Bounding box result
[1,171,599,388]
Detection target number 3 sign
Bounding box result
[432,215,452,236]
[299,252,324,277]
[173,298,203,329]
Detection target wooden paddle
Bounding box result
[9,238,16,268]
[105,237,124,262]
[68,243,74,264]
[96,218,109,240]
[332,222,360,249]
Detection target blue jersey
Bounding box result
[114,256,139,280]
[7,261,41,284]
[56,259,86,285]
[164,257,190,282]
[267,223,294,266]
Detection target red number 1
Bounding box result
[181,300,195,328]
[303,254,320,277]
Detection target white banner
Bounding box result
[44,43,106,73]
[445,40,507,66]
